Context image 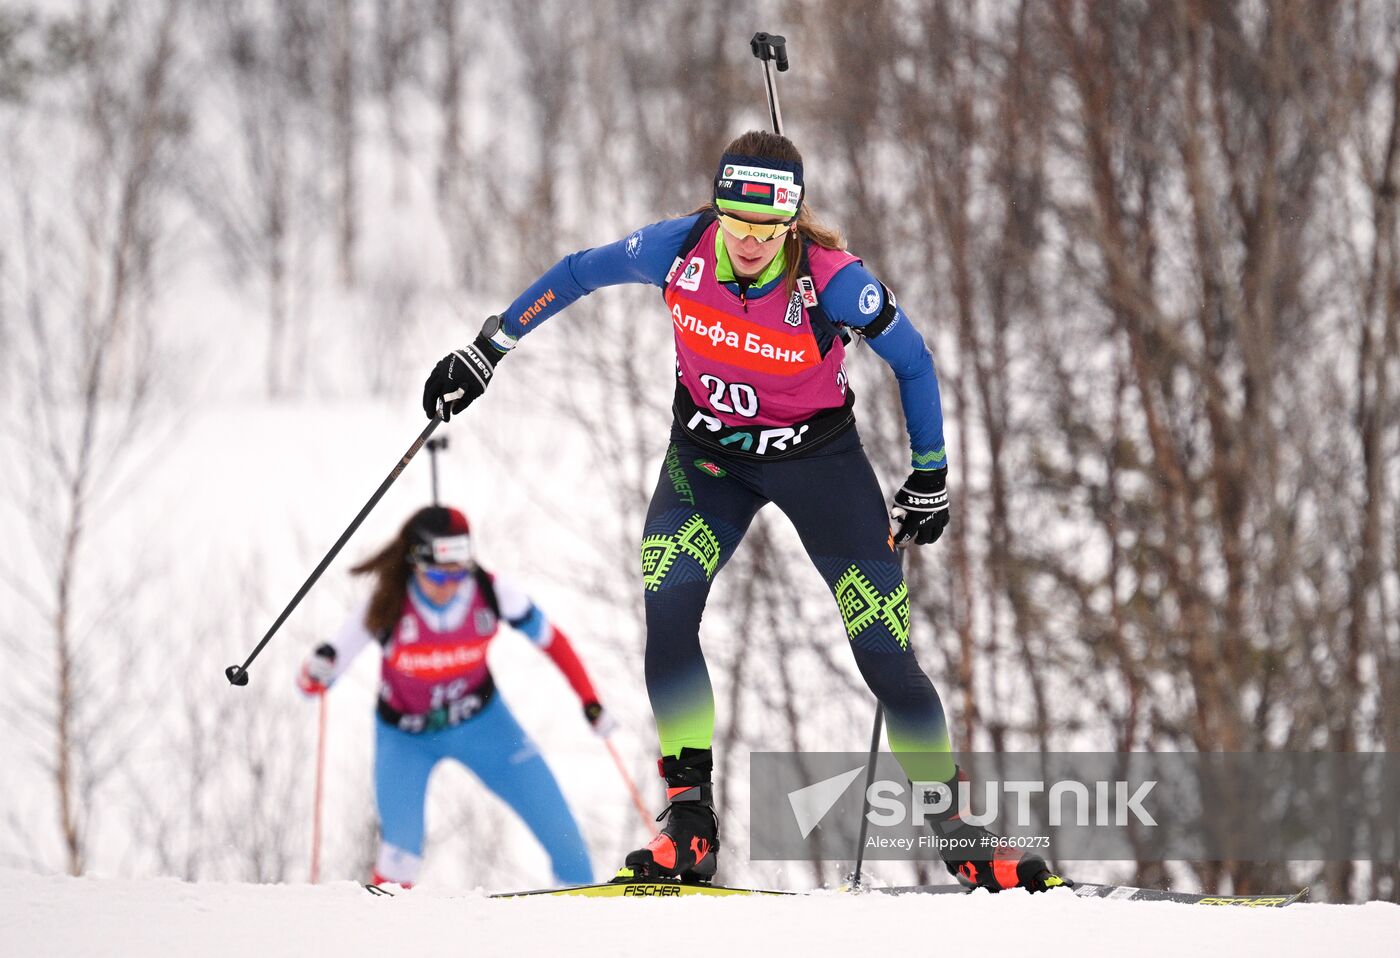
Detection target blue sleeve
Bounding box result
[822,262,948,471]
[498,215,702,340]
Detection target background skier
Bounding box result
[297,505,612,888]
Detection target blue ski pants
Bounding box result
[374,693,593,884]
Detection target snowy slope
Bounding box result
[2,870,1396,958]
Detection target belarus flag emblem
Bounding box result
[742,182,773,199]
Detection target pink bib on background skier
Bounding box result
[378,582,498,729]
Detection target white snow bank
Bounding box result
[1,869,1396,958]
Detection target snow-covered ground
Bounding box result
[2,869,1396,958]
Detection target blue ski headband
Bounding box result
[714,153,803,218]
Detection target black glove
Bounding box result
[421,316,509,421]
[891,468,949,547]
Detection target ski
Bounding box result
[491,880,796,899]
[1069,883,1309,907]
[874,882,1309,907]
[362,880,789,899]
[369,879,1308,907]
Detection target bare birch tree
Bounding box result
[0,0,186,876]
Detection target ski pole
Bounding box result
[848,704,884,891]
[225,416,443,686]
[604,738,657,837]
[426,436,448,505]
[310,693,328,883]
[750,32,790,135]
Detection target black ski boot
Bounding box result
[616,747,719,884]
[925,769,1071,893]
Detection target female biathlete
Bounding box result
[421,131,1067,893]
[297,505,610,888]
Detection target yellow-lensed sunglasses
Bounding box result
[717,212,794,242]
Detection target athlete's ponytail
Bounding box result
[350,519,418,639]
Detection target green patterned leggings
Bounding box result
[640,427,954,784]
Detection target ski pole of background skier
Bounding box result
[310,693,328,883]
[225,417,443,686]
[604,738,657,837]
